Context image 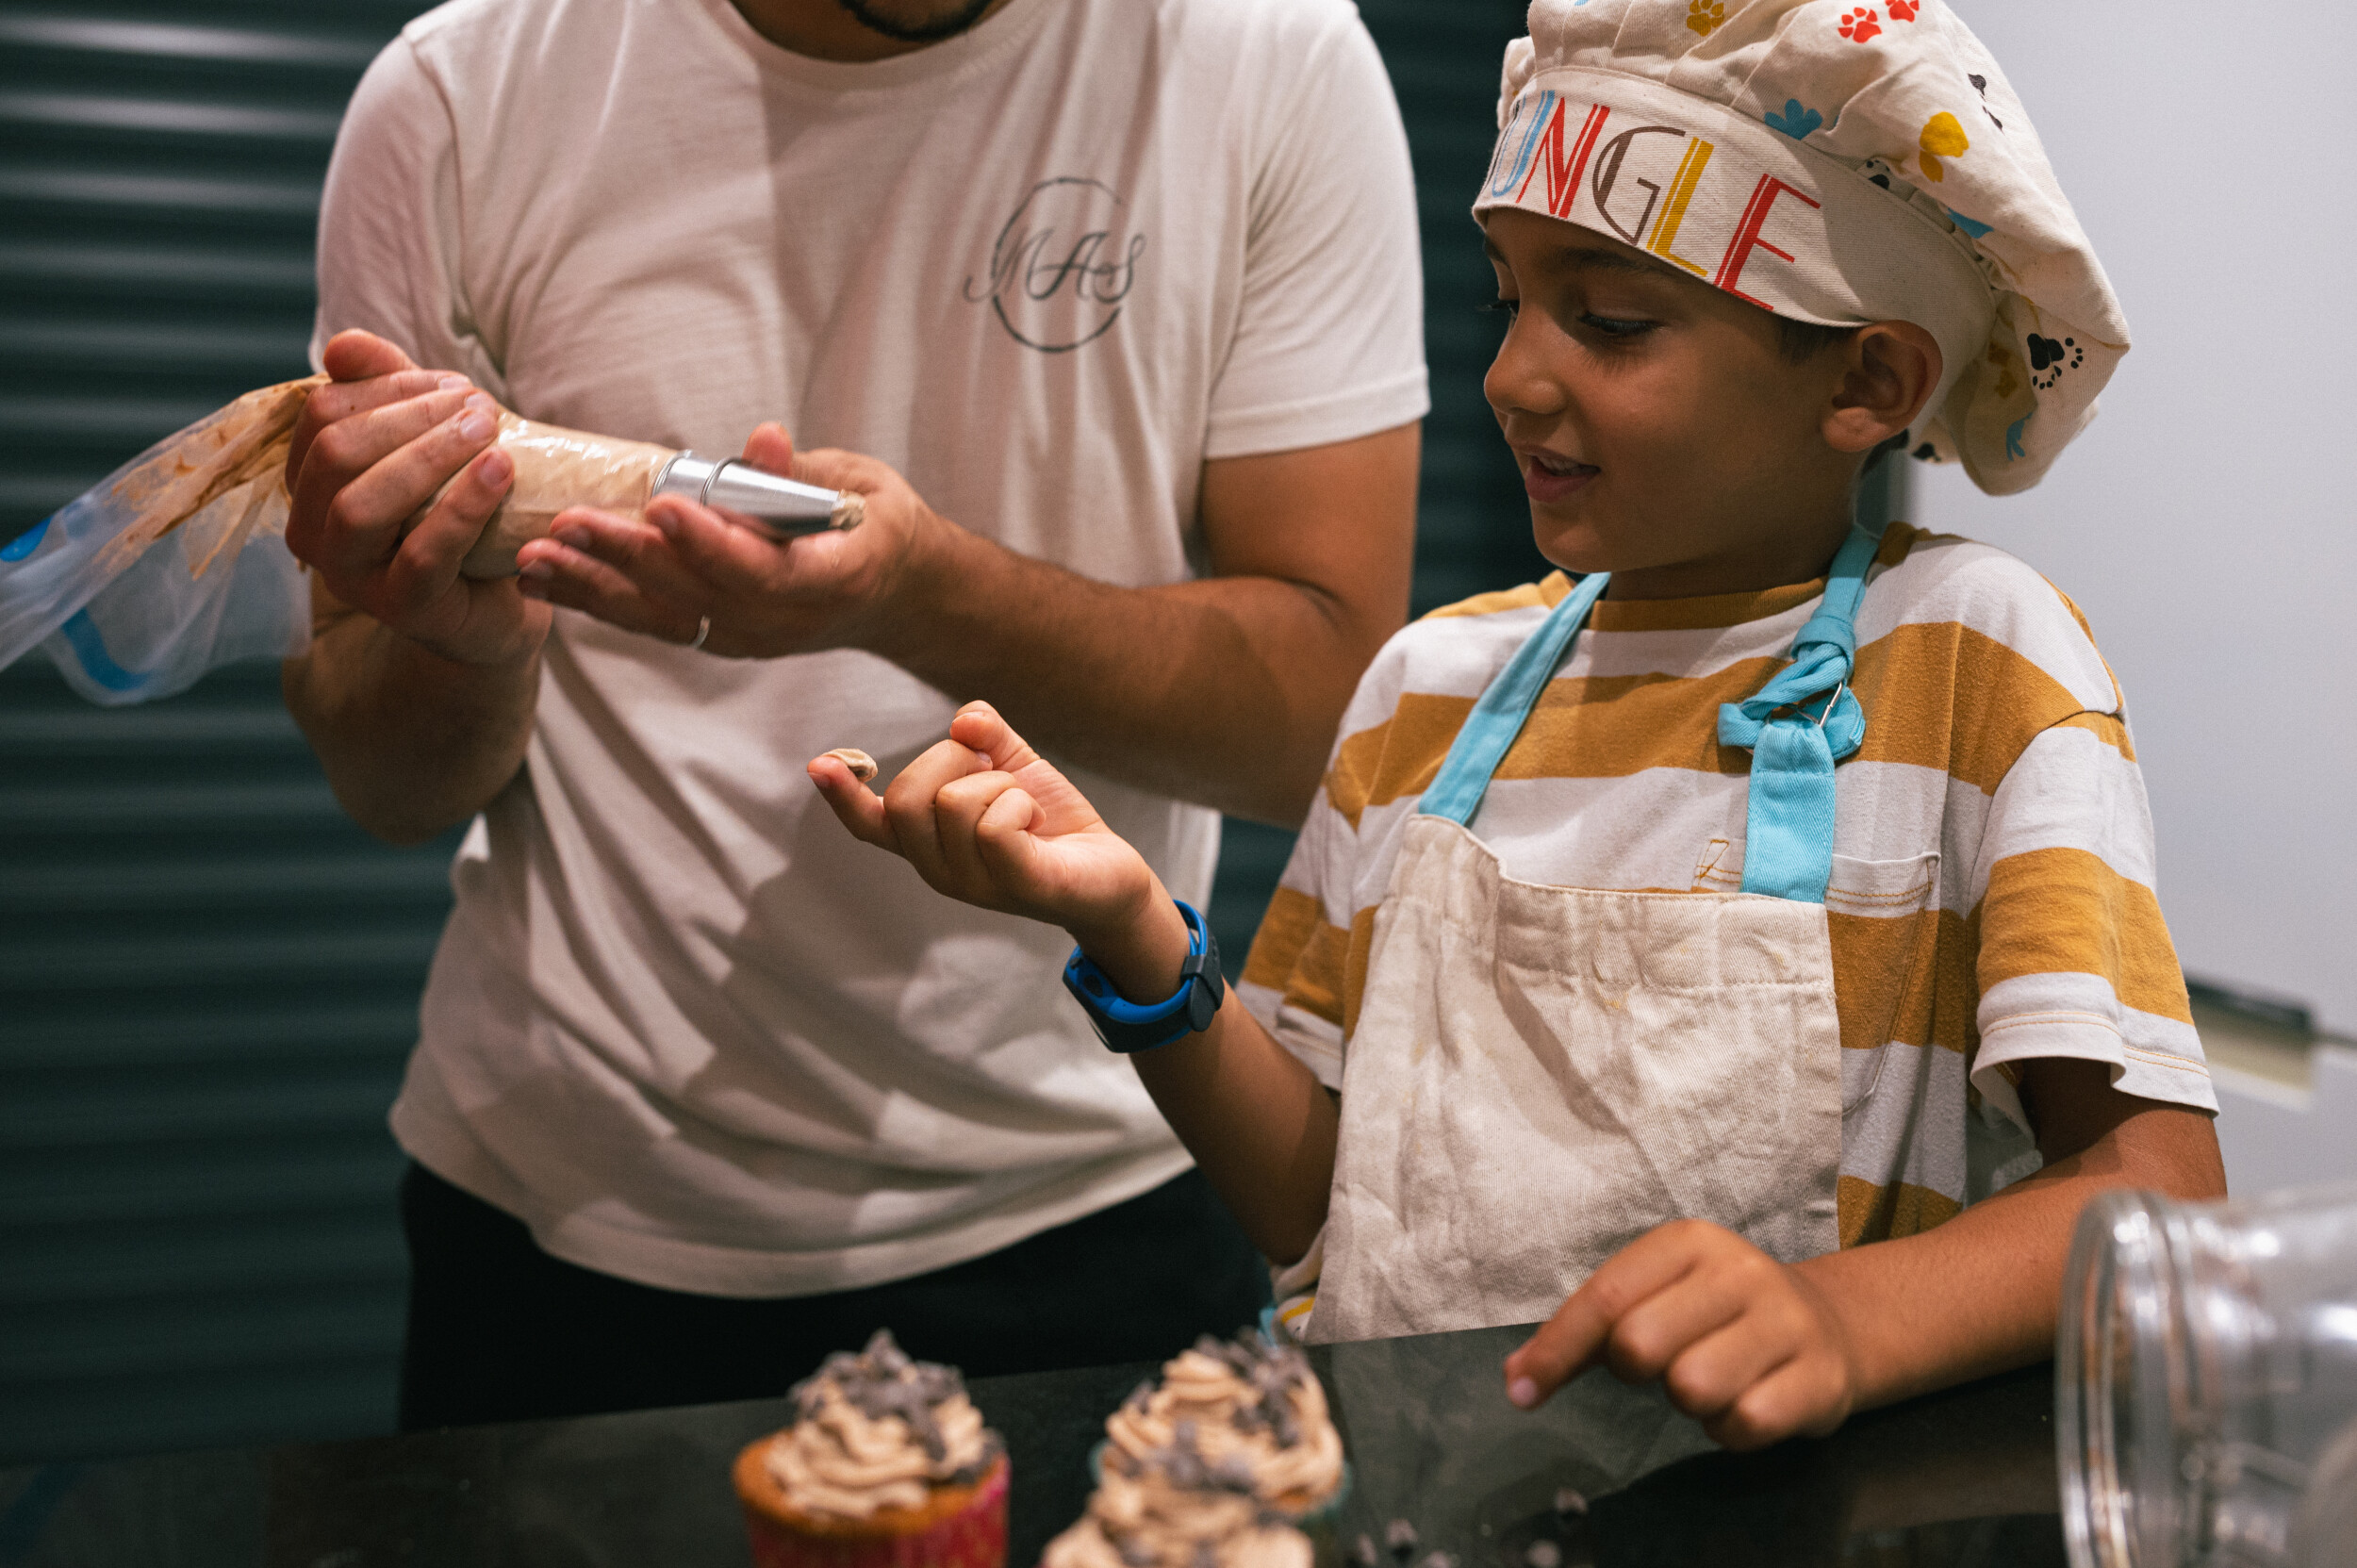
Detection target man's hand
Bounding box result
[285,328,547,668]
[511,422,925,659]
[1502,1220,1861,1451]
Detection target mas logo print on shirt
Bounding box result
[962,175,1149,354]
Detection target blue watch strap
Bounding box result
[1063,900,1226,1053]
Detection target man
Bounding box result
[285,0,1426,1427]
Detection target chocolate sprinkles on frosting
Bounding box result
[786,1329,995,1478]
[1186,1331,1310,1450]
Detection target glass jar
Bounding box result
[2059,1183,2357,1568]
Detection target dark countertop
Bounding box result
[0,1323,2064,1567]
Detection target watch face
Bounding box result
[1187,978,1219,1033]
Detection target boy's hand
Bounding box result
[1502,1219,1860,1451]
[810,701,1167,956]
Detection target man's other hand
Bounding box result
[509,421,928,659]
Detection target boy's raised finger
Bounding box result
[808,756,895,851]
[948,701,1045,776]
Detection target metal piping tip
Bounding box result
[651,453,858,539]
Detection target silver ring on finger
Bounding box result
[686,614,711,652]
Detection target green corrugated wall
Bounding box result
[0,0,1534,1462]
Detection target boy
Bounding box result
[810,0,2226,1449]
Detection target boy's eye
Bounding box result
[1580,313,1655,338]
[1485,297,1520,317]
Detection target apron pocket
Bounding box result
[1823,850,1940,1112]
[1693,840,1939,1113]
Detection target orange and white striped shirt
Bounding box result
[1241,524,2217,1246]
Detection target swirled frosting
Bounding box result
[1104,1332,1343,1511]
[1044,1434,1313,1568]
[764,1330,999,1520]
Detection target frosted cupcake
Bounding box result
[732,1330,1009,1568]
[1046,1428,1313,1568]
[1103,1330,1345,1523]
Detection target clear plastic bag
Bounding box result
[0,376,684,706]
[0,376,321,706]
[0,374,863,706]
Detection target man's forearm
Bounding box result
[882,532,1376,825]
[283,609,541,845]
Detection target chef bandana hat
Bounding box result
[1475,0,2126,495]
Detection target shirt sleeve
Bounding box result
[1201,13,1429,459]
[1969,710,2218,1130]
[312,37,506,395]
[1238,793,1354,1090]
[1237,631,1422,1090]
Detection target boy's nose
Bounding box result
[1485,316,1569,422]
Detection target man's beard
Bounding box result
[832,0,999,42]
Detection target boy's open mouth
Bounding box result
[1520,448,1598,503]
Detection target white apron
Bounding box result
[1307,525,1887,1345]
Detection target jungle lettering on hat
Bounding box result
[1475,0,2130,498]
[1488,92,1825,310]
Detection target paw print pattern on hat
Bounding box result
[1763,99,1824,140]
[2027,334,2083,390]
[1967,73,2003,128]
[1917,112,1968,182]
[1479,0,2131,496]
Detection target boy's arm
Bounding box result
[1502,1063,2226,1449]
[810,701,1339,1261]
[1798,1061,2223,1411]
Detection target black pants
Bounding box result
[397,1163,1270,1430]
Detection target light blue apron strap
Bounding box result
[1421,571,1611,826]
[1716,522,1887,902]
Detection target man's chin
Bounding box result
[832,0,1000,42]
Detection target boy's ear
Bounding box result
[1824,322,1941,456]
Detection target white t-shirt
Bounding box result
[314,0,1427,1295]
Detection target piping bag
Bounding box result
[444,407,864,578]
[0,373,862,705]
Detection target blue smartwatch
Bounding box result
[1062,900,1226,1053]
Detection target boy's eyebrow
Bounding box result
[1562,249,1672,278]
[1483,236,1679,281]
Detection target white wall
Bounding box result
[1917,3,2357,1033]
[2213,1052,2357,1197]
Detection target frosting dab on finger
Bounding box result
[824,748,879,783]
[831,492,865,531]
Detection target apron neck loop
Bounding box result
[1421,571,1610,827]
[1715,520,1888,903]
